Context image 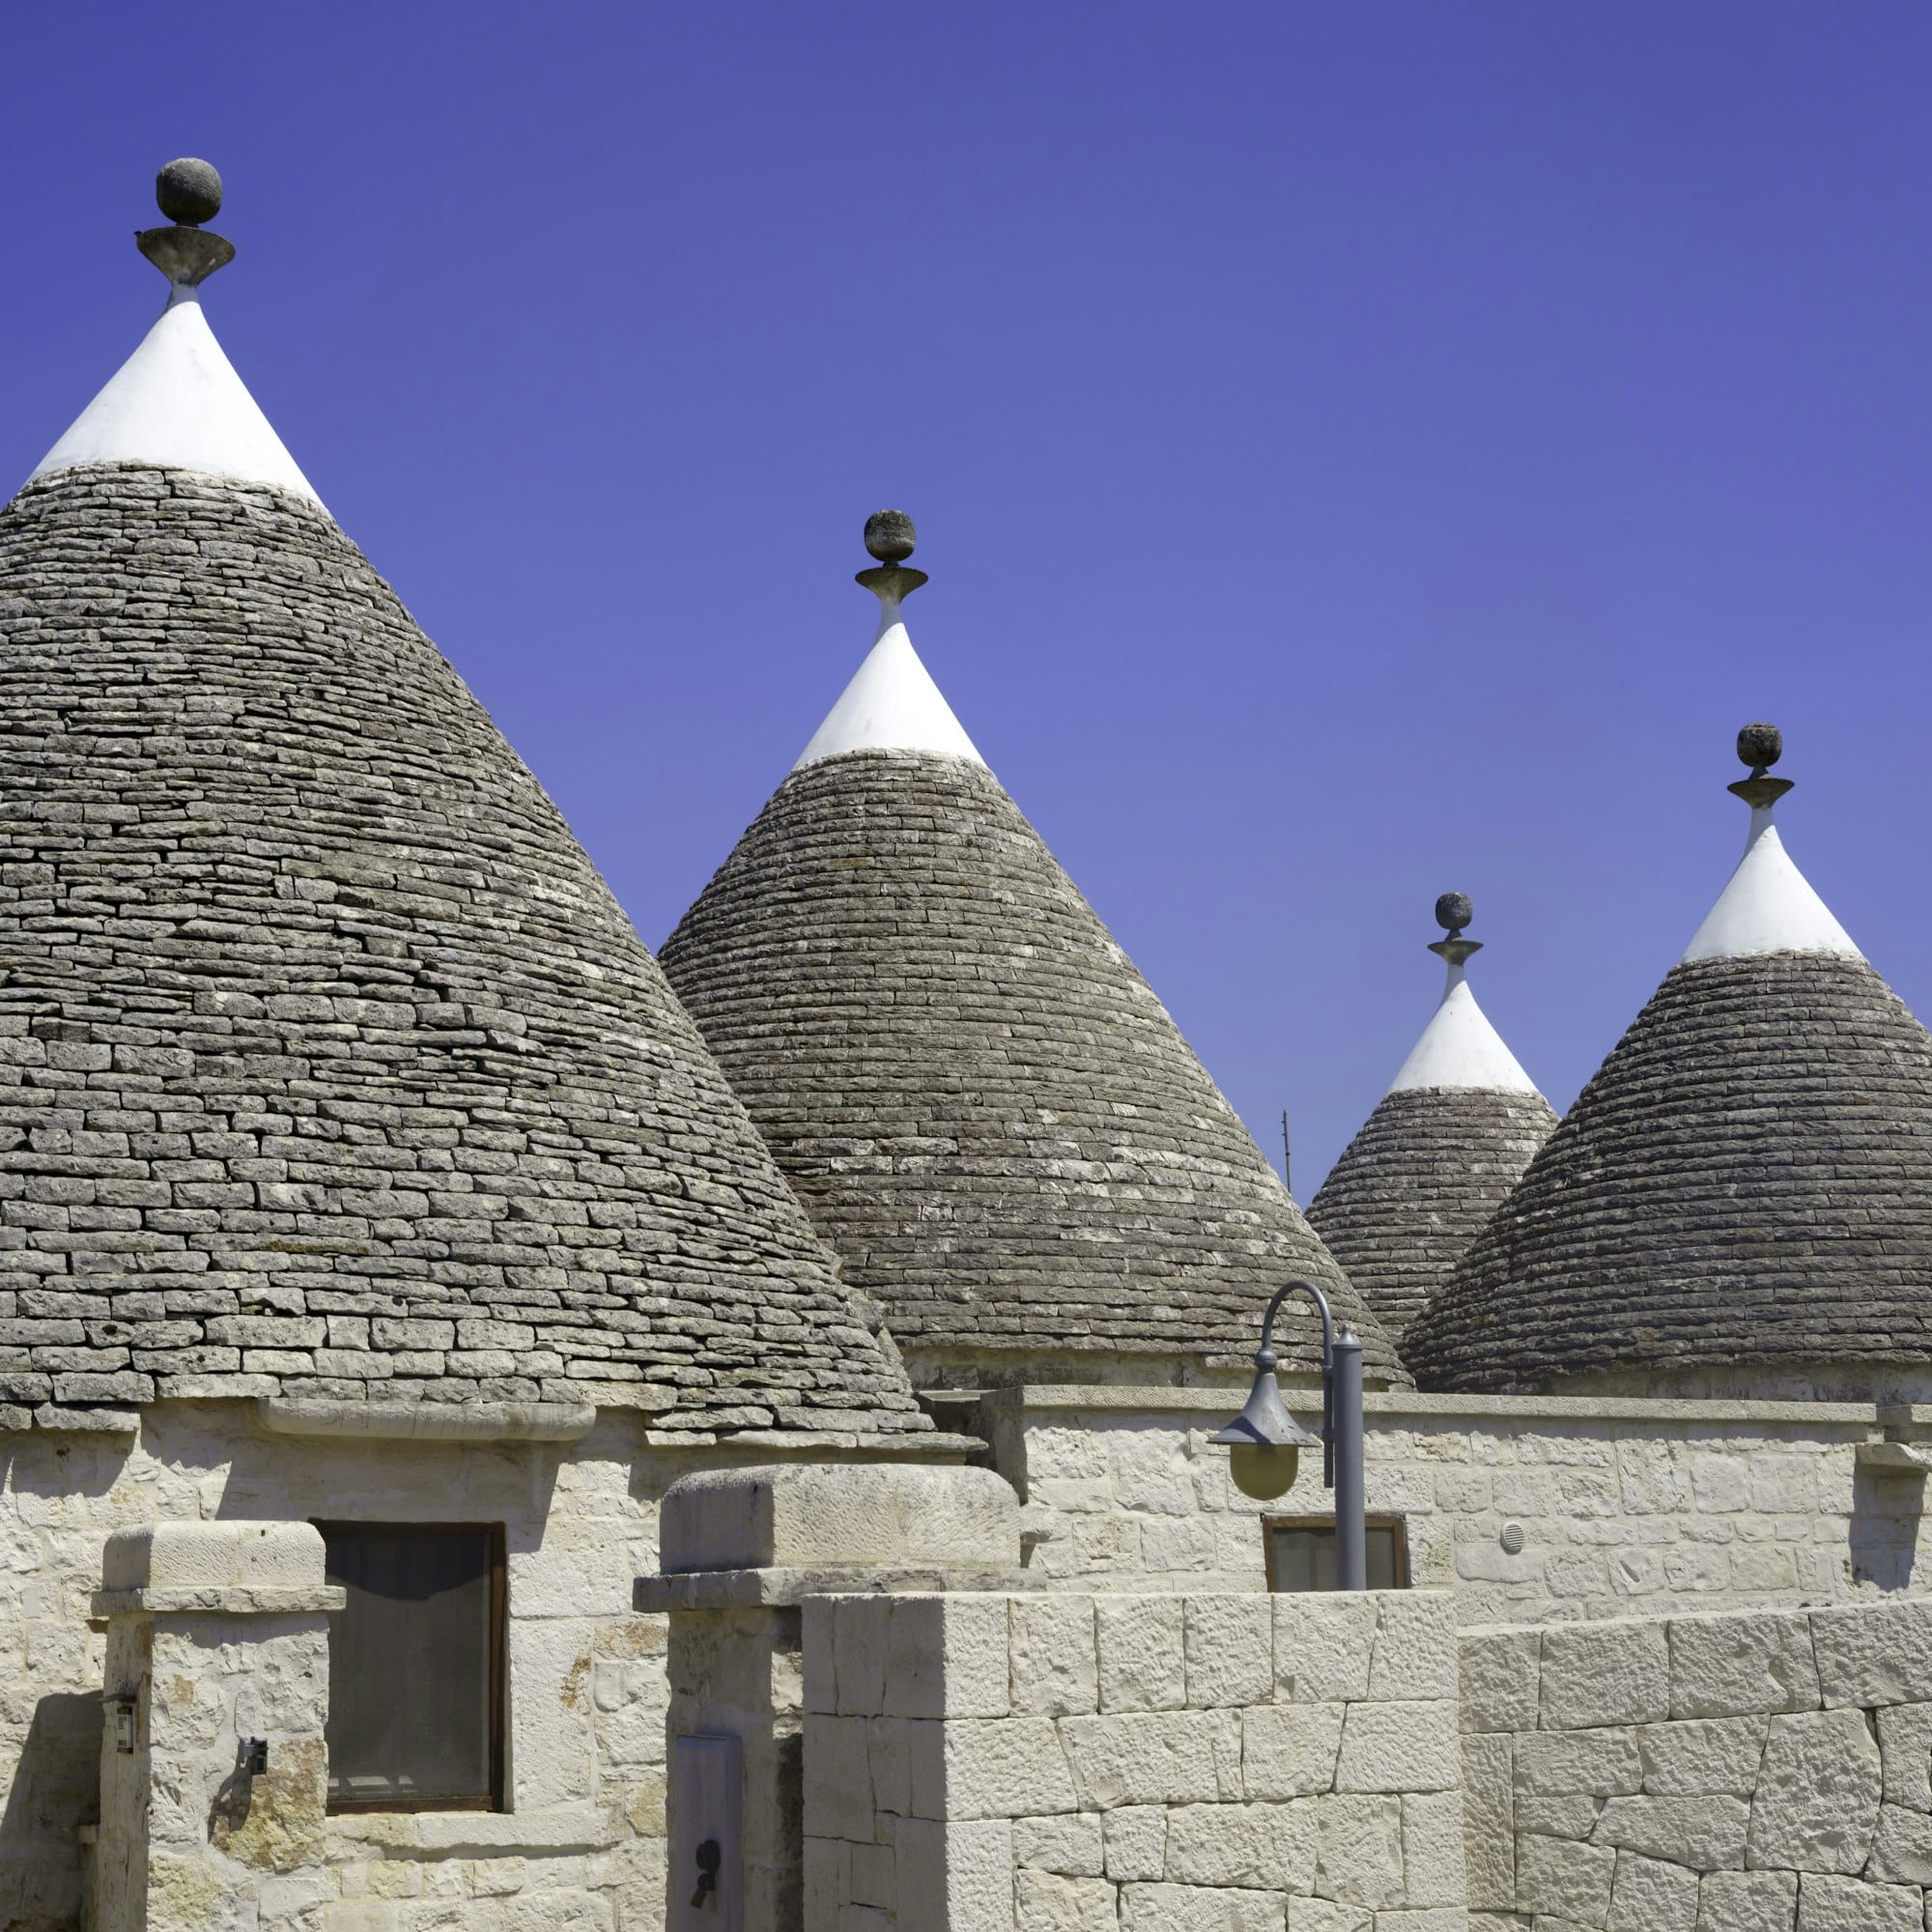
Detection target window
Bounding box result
[317,1522,506,1811]
[1263,1514,1410,1593]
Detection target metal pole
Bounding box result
[1330,1322,1366,1591]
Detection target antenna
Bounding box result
[1281,1109,1292,1195]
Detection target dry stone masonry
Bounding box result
[660,747,1403,1388]
[1310,1088,1555,1344]
[1461,1596,1932,1929]
[1410,952,1932,1398]
[0,465,923,1436]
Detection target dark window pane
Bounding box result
[1266,1520,1405,1593]
[322,1525,498,1805]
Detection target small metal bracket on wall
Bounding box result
[242,1738,269,1776]
[110,1696,138,1755]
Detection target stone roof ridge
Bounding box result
[27,157,323,508]
[792,509,984,771]
[1680,721,1861,965]
[1386,892,1540,1096]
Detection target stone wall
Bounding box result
[90,1522,338,1932]
[0,1398,948,1932]
[1460,1597,1932,1928]
[801,1588,1469,1928]
[986,1387,1929,1621]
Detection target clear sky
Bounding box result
[8,4,1931,1195]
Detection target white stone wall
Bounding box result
[1460,1595,1932,1929]
[801,1588,1469,1929]
[991,1388,1929,1622]
[0,1400,694,1932]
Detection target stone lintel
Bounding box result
[976,1383,1890,1431]
[91,1584,345,1619]
[635,1563,1033,1614]
[641,1426,986,1458]
[256,1395,596,1443]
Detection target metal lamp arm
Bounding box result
[1257,1279,1336,1490]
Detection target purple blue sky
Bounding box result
[8,5,1931,1193]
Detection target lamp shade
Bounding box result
[1209,1360,1323,1501]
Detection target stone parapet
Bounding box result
[658,1462,1022,1575]
[1462,1593,1932,1927]
[651,1463,1027,1931]
[802,1587,1468,1927]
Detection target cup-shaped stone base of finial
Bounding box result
[856,563,929,603]
[1428,937,1484,967]
[1727,775,1794,809]
[137,225,235,288]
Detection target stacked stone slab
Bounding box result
[659,540,1405,1386]
[0,454,923,1432]
[1408,737,1932,1398]
[1310,901,1555,1345]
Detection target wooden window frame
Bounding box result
[1260,1513,1411,1592]
[314,1520,508,1815]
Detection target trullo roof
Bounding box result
[1406,726,1932,1393]
[0,166,925,1435]
[1308,896,1556,1344]
[658,518,1406,1385]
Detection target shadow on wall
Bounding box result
[2,1432,133,1503]
[0,1690,100,1930]
[1848,1465,1924,1590]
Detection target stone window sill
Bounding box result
[326,1802,613,1853]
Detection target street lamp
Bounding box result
[1209,1278,1368,1591]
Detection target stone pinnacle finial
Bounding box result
[156,158,223,226]
[856,508,928,604]
[1728,721,1793,810]
[1737,722,1782,774]
[865,510,917,564]
[1429,892,1482,968]
[137,156,235,291]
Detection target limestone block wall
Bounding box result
[800,1587,1470,1929]
[90,1523,339,1932]
[986,1387,1929,1621]
[0,1398,782,1932]
[1459,1596,1932,1929]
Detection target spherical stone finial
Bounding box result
[156,158,223,227]
[864,509,917,565]
[1737,722,1782,772]
[1435,892,1474,936]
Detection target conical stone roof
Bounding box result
[658,519,1406,1386]
[1406,727,1932,1397]
[1308,896,1556,1344]
[0,169,926,1435]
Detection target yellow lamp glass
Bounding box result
[1228,1439,1300,1502]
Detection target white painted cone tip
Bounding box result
[1680,817,1861,965]
[28,293,324,508]
[1387,973,1540,1095]
[792,614,984,771]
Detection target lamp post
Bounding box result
[1208,1279,1368,1592]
